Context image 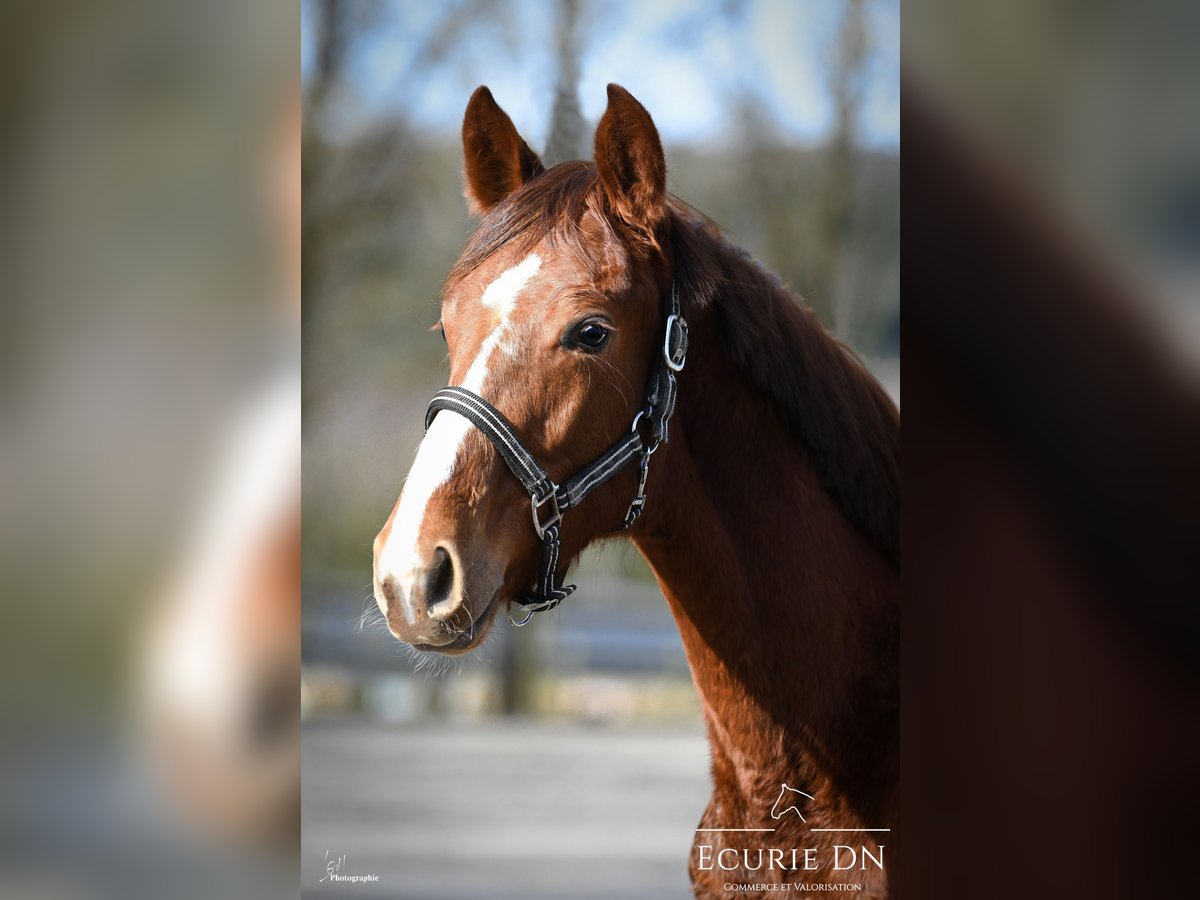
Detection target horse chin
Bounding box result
[409,591,501,656]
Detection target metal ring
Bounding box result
[508,605,535,627]
[630,407,662,455]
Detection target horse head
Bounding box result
[373,85,673,653]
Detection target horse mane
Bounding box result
[448,162,900,568]
[668,200,900,570]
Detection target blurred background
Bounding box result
[3,0,1191,897]
[1,0,298,897]
[903,3,1198,900]
[904,0,1200,356]
[300,0,897,897]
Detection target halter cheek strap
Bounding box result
[424,281,688,625]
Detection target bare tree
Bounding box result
[820,0,869,342]
[544,0,586,165]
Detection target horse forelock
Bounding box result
[445,161,611,294]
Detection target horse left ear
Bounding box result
[593,84,667,242]
[462,86,545,215]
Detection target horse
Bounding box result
[372,84,899,898]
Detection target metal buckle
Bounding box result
[622,452,652,528]
[663,314,688,372]
[531,489,562,540]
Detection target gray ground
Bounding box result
[302,719,711,899]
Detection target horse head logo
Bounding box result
[770,783,815,822]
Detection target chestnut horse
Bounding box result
[373,85,898,897]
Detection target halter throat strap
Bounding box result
[424,281,688,623]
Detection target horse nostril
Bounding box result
[425,545,456,612]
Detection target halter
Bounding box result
[424,282,688,626]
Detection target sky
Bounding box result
[303,0,899,151]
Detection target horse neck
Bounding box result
[631,292,899,827]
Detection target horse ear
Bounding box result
[462,86,544,215]
[593,84,666,241]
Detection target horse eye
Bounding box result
[573,321,610,350]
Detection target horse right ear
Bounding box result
[462,86,545,215]
[593,84,667,244]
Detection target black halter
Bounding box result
[424,282,688,626]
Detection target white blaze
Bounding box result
[376,253,542,623]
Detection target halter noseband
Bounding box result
[424,282,688,626]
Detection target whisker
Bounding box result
[593,353,635,407]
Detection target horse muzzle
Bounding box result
[372,539,502,653]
